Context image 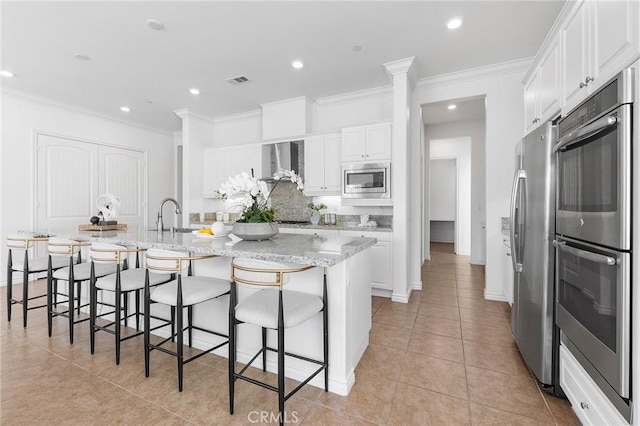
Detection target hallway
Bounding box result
[0,245,579,424]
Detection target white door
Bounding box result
[36,133,146,230]
[98,145,145,228]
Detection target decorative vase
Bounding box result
[310,210,321,225]
[232,222,279,241]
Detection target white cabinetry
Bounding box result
[202,144,263,198]
[561,0,640,113]
[524,36,560,132]
[304,133,341,195]
[559,345,629,425]
[341,230,392,292]
[341,123,392,162]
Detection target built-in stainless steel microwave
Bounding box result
[341,162,390,199]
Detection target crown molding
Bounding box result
[315,85,392,106]
[416,57,533,89]
[212,108,262,124]
[173,108,218,124]
[2,88,172,136]
[383,56,418,89]
[260,95,314,109]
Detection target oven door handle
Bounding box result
[553,115,618,153]
[552,240,617,266]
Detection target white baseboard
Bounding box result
[411,280,422,291]
[391,290,411,303]
[484,290,507,302]
[470,258,485,265]
[371,288,392,298]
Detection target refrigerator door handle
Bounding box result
[552,240,617,266]
[510,170,526,272]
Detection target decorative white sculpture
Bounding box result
[96,194,120,221]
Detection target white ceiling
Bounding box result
[1,1,565,133]
[422,97,486,126]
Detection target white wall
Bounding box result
[0,90,175,284]
[430,139,471,255]
[426,120,486,263]
[429,158,457,221]
[413,59,529,302]
[313,88,393,133]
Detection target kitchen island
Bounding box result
[25,227,375,395]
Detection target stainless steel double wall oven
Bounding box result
[553,68,633,419]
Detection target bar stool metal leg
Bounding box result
[21,253,28,327]
[6,250,12,322]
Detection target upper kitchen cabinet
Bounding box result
[523,35,560,133]
[341,122,392,162]
[202,144,262,198]
[561,0,639,114]
[304,133,341,196]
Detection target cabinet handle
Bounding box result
[580,76,594,88]
[580,402,590,410]
[506,252,511,257]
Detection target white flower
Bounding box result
[273,169,304,191]
[218,169,304,222]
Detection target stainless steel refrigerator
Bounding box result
[509,121,558,389]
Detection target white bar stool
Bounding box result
[229,258,328,426]
[47,238,117,344]
[6,234,66,327]
[144,248,230,391]
[89,243,170,365]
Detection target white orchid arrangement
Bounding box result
[218,169,303,223]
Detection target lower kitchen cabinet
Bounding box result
[559,345,629,425]
[341,230,392,293]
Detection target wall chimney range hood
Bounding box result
[261,141,304,182]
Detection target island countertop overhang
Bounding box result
[24,228,377,267]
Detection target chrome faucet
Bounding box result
[156,197,182,232]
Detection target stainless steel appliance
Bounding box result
[510,121,558,389]
[554,68,633,250]
[341,162,390,199]
[554,68,633,420]
[261,141,304,181]
[554,236,630,398]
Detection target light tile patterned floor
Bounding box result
[0,243,580,425]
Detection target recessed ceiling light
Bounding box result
[447,18,463,29]
[73,53,90,61]
[147,19,165,30]
[0,70,15,78]
[352,45,362,52]
[189,88,200,95]
[292,60,304,69]
[448,104,457,110]
[120,106,131,112]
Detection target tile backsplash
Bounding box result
[270,181,313,222]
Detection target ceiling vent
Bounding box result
[226,75,252,86]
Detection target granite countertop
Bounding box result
[191,222,393,233]
[22,226,376,267]
[501,217,511,236]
